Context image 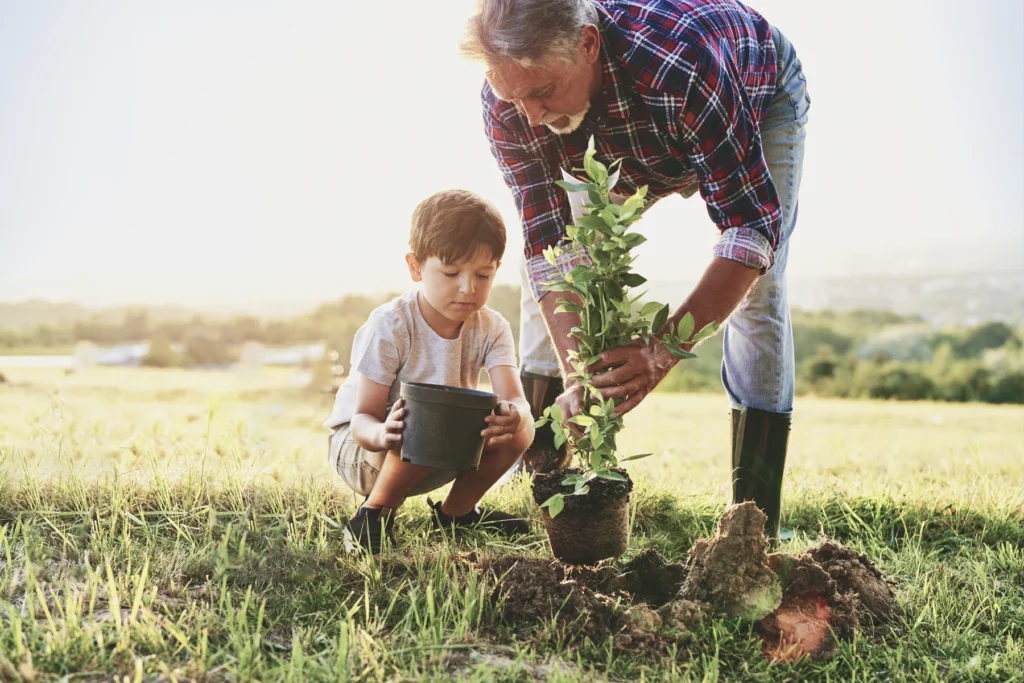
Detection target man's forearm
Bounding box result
[538,290,584,380]
[662,256,760,353]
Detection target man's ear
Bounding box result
[406,253,423,282]
[580,24,601,64]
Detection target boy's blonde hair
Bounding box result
[409,190,506,265]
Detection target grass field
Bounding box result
[0,367,1022,681]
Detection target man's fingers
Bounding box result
[384,432,402,444]
[595,377,647,400]
[613,390,647,416]
[385,419,404,432]
[485,413,518,426]
[589,365,637,388]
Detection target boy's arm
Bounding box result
[350,376,401,453]
[482,365,534,447]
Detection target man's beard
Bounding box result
[541,101,591,135]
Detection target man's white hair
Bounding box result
[461,0,599,67]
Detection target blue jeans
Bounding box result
[518,28,809,414]
[721,28,809,414]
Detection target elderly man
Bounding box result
[463,0,809,540]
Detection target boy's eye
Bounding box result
[444,272,458,278]
[477,274,491,280]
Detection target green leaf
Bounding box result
[543,246,557,266]
[596,470,627,482]
[591,428,604,449]
[572,485,590,496]
[600,208,617,229]
[619,452,653,462]
[555,180,597,193]
[676,311,694,341]
[544,282,583,295]
[639,301,664,318]
[607,164,621,191]
[567,266,597,284]
[550,403,564,425]
[577,214,610,231]
[652,304,670,334]
[692,320,719,343]
[665,346,697,360]
[540,494,564,518]
[588,404,603,416]
[622,233,647,248]
[569,414,595,427]
[621,273,647,288]
[566,225,579,239]
[533,417,548,429]
[555,303,585,314]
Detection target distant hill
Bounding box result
[0,301,210,331]
[3,272,1021,332]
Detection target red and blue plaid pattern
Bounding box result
[483,0,782,296]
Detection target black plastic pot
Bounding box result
[399,382,499,471]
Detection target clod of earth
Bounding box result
[758,553,859,662]
[808,540,898,620]
[678,502,783,621]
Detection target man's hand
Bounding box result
[589,338,677,416]
[554,383,586,424]
[378,398,406,452]
[481,400,522,449]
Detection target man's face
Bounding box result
[407,246,499,324]
[486,25,602,135]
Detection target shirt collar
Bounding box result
[587,18,631,124]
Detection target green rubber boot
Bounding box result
[731,405,793,542]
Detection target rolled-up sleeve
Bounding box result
[484,91,582,299]
[677,46,782,273]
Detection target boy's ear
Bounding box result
[406,253,423,282]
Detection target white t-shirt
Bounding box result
[323,289,518,430]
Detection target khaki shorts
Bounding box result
[327,424,460,497]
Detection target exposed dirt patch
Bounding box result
[612,548,687,605]
[487,556,621,643]
[480,502,897,663]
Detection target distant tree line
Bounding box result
[1,286,1021,404]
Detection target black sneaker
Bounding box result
[427,498,530,538]
[343,506,395,554]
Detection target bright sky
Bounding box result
[1,0,1022,309]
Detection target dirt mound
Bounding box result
[679,502,782,621]
[808,541,897,620]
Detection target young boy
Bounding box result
[323,189,535,553]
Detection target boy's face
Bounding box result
[406,246,499,323]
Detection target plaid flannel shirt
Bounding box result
[483,0,781,298]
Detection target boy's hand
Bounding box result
[379,398,405,452]
[481,400,521,449]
